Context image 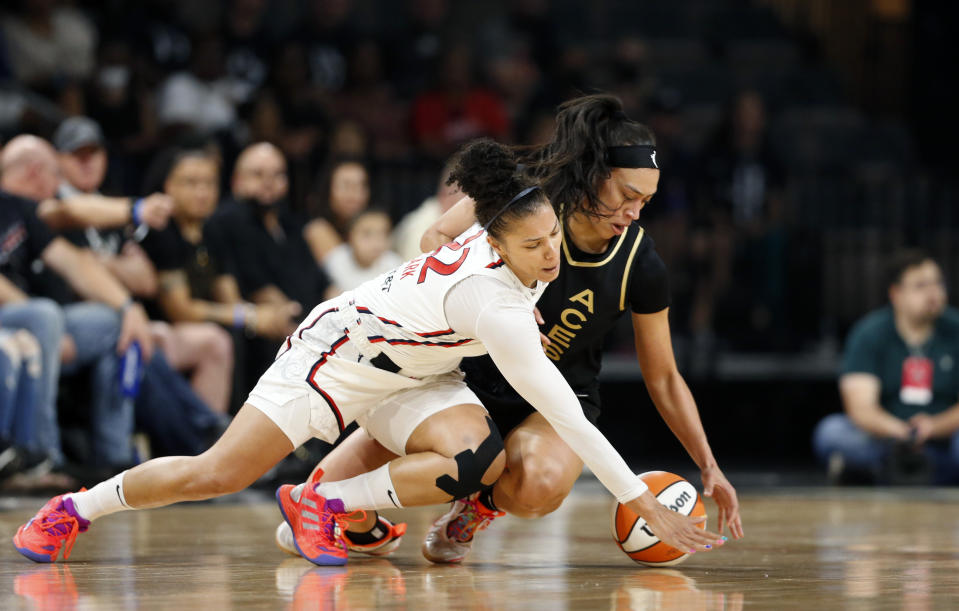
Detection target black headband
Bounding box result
[483,185,540,231]
[607,145,659,169]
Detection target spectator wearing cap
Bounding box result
[51,117,169,298]
[34,118,173,245]
[0,134,153,471]
[51,117,234,419]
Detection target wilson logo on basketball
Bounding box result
[610,471,707,567]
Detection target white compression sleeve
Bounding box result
[444,277,648,504]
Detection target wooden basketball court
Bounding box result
[2,480,959,609]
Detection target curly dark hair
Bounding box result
[447,138,548,239]
[522,93,656,219]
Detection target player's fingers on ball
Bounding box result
[700,526,723,542]
[688,526,717,546]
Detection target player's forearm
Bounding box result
[646,371,717,470]
[421,195,476,252]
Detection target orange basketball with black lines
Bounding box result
[610,471,707,567]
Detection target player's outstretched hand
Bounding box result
[702,465,744,540]
[627,490,724,555]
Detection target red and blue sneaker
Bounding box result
[13,491,90,563]
[276,471,362,566]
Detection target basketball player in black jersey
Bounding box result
[275,93,743,562]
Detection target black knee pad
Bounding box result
[435,416,504,499]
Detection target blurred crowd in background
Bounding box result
[2,0,958,483]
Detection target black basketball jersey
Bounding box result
[463,221,669,423]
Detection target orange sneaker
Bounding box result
[13,492,89,563]
[276,471,364,566]
[276,515,406,557]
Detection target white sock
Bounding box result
[67,471,131,522]
[312,464,402,512]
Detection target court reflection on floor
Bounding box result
[278,561,748,611]
[612,569,745,611]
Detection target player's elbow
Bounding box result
[420,228,450,253]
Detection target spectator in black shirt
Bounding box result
[53,116,168,298]
[211,142,336,312]
[140,148,299,395]
[208,142,334,397]
[52,117,232,420]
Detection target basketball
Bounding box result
[610,471,707,567]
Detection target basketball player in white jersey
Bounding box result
[14,139,723,567]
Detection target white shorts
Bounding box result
[246,309,482,455]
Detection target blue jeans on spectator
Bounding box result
[0,329,42,448]
[0,299,65,462]
[61,302,134,467]
[813,413,959,484]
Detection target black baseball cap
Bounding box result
[53,117,105,152]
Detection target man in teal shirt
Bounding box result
[813,250,959,484]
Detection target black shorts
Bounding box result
[462,356,601,438]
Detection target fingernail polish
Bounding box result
[688,549,696,554]
[705,545,712,549]
[722,536,728,541]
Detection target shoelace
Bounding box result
[38,511,80,560]
[447,499,501,543]
[316,508,369,550]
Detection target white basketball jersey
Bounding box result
[297,224,545,378]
